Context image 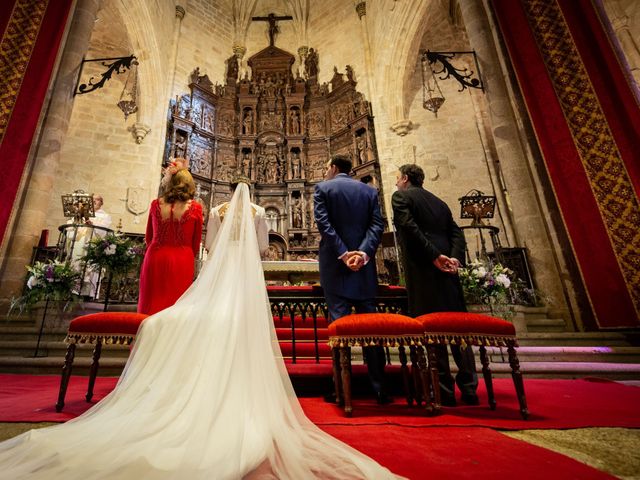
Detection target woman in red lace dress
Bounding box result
[138,163,203,315]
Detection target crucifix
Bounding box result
[252,13,293,47]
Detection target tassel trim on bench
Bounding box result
[65,332,137,345]
[425,333,518,349]
[328,335,424,348]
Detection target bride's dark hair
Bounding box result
[163,169,196,203]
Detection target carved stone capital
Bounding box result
[131,122,151,144]
[355,1,366,18]
[233,45,247,59]
[390,119,414,136]
[175,5,185,20]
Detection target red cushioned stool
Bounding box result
[56,312,148,412]
[328,313,432,417]
[417,312,529,419]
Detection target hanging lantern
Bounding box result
[421,56,445,117]
[117,58,139,120]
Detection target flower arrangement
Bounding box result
[10,260,80,313]
[83,233,144,275]
[458,259,541,319]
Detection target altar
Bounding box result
[262,260,320,283]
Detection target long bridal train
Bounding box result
[0,183,403,480]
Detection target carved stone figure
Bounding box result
[241,152,251,176]
[292,197,303,228]
[291,152,301,178]
[265,153,278,183]
[305,48,318,78]
[346,65,355,82]
[356,135,367,165]
[174,132,187,158]
[242,110,253,135]
[226,54,239,81]
[307,111,324,136]
[289,109,301,135]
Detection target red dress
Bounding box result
[138,199,203,315]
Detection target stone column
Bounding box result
[0,0,102,302]
[460,1,575,325]
[354,2,375,105]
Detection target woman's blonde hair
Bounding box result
[163,168,196,203]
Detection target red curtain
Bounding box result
[491,0,640,328]
[0,0,74,248]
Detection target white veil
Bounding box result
[0,183,404,479]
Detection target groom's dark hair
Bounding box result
[399,164,425,187]
[330,155,352,174]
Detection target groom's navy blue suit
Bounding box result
[314,173,386,394]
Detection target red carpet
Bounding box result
[322,426,616,479]
[0,375,624,479]
[0,374,639,430]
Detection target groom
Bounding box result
[313,155,388,403]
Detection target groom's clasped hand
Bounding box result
[342,250,367,272]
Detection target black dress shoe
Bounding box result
[323,392,338,404]
[440,395,457,407]
[460,393,480,406]
[376,392,393,405]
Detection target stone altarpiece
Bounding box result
[165,43,382,262]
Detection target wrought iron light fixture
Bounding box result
[74,54,139,119]
[421,57,446,117]
[421,50,484,116]
[458,189,496,227]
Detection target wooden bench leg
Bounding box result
[426,344,442,414]
[56,343,76,412]
[507,342,529,420]
[398,345,414,405]
[416,345,436,415]
[409,346,423,406]
[479,345,497,410]
[86,340,102,402]
[339,347,352,417]
[331,347,343,406]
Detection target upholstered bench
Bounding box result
[55,312,148,412]
[417,312,529,419]
[328,313,431,417]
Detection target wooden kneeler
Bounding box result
[327,313,434,417]
[56,312,148,412]
[417,311,529,419]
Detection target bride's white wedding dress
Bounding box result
[0,183,404,479]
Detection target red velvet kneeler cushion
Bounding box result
[416,312,517,347]
[328,313,424,347]
[66,312,149,345]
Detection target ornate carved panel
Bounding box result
[165,43,384,261]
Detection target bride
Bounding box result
[0,181,404,479]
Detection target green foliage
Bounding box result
[10,260,80,314]
[459,259,544,320]
[83,233,144,275]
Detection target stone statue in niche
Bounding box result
[174,132,187,158]
[203,107,214,132]
[289,109,301,135]
[241,151,251,176]
[292,197,303,228]
[265,153,279,183]
[242,110,253,135]
[305,48,318,78]
[291,152,301,178]
[356,135,367,165]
